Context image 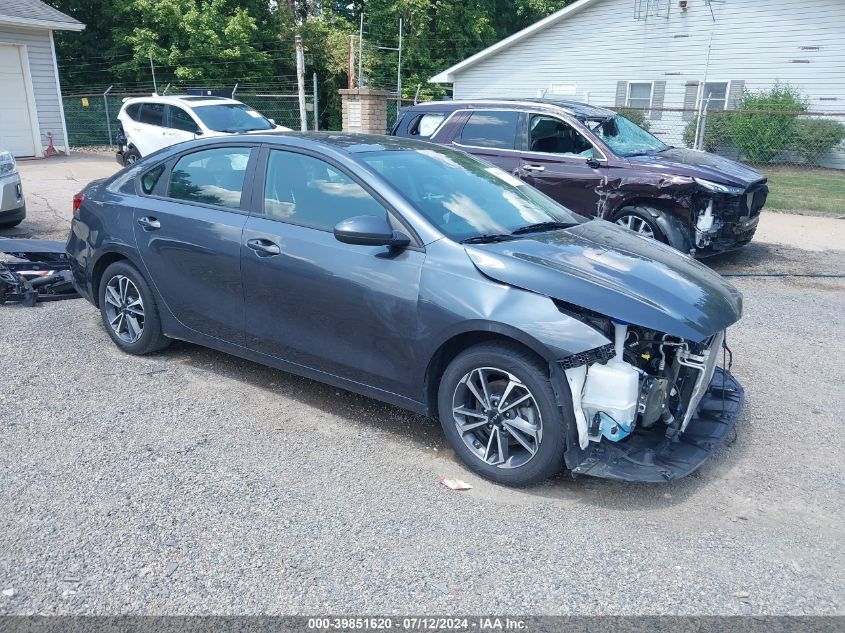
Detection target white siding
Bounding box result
[0,24,66,151]
[452,0,845,110]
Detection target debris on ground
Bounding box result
[0,238,79,306]
[438,478,473,491]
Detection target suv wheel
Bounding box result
[98,260,170,355]
[437,342,567,486]
[614,206,667,242]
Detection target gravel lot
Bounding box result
[1,153,843,615]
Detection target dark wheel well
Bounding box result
[611,200,695,251]
[91,252,128,307]
[424,332,547,416]
[609,197,689,222]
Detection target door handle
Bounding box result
[522,164,545,172]
[246,238,281,257]
[137,216,160,230]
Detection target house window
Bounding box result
[626,82,653,112]
[701,82,729,110]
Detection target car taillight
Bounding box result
[72,192,84,217]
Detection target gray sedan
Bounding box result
[66,133,744,486]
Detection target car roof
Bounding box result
[122,95,243,108]
[243,132,444,154]
[406,98,616,119]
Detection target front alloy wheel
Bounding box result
[438,342,568,486]
[616,213,656,239]
[452,367,543,469]
[103,274,145,343]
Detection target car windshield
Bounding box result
[589,115,669,157]
[359,148,586,242]
[191,103,275,133]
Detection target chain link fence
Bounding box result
[62,89,317,149]
[610,106,845,171]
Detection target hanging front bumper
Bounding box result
[569,367,744,483]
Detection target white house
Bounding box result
[0,0,84,157]
[431,0,845,163]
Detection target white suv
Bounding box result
[115,95,291,165]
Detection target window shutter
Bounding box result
[650,81,666,120]
[615,81,628,107]
[683,81,700,121]
[727,80,745,109]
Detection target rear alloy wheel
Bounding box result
[124,148,141,165]
[99,260,170,355]
[103,274,145,344]
[438,343,567,486]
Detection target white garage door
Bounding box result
[0,44,37,157]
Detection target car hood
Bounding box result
[627,147,764,188]
[464,220,742,342]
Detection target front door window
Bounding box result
[528,115,594,158]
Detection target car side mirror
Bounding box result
[268,118,276,125]
[334,215,411,248]
[586,156,603,169]
[194,128,203,136]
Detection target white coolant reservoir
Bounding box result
[580,322,640,442]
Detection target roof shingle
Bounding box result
[0,0,83,29]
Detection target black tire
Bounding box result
[437,342,567,486]
[0,219,22,229]
[124,147,141,166]
[98,260,170,355]
[613,205,668,243]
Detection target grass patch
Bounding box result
[763,166,845,216]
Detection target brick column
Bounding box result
[338,88,391,134]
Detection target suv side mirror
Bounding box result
[334,215,410,248]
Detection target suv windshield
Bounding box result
[191,103,275,133]
[359,148,585,242]
[589,115,669,157]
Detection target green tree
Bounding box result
[112,0,273,83]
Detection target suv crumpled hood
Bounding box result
[465,220,742,342]
[627,147,764,188]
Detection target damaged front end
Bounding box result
[0,238,79,306]
[560,317,741,482]
[692,178,768,255]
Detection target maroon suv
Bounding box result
[391,98,767,256]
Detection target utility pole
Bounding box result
[103,85,113,146]
[358,13,364,88]
[295,34,307,132]
[397,18,403,117]
[313,72,319,131]
[347,34,356,89]
[149,53,157,94]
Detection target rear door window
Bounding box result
[139,103,165,126]
[457,110,519,149]
[167,147,252,209]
